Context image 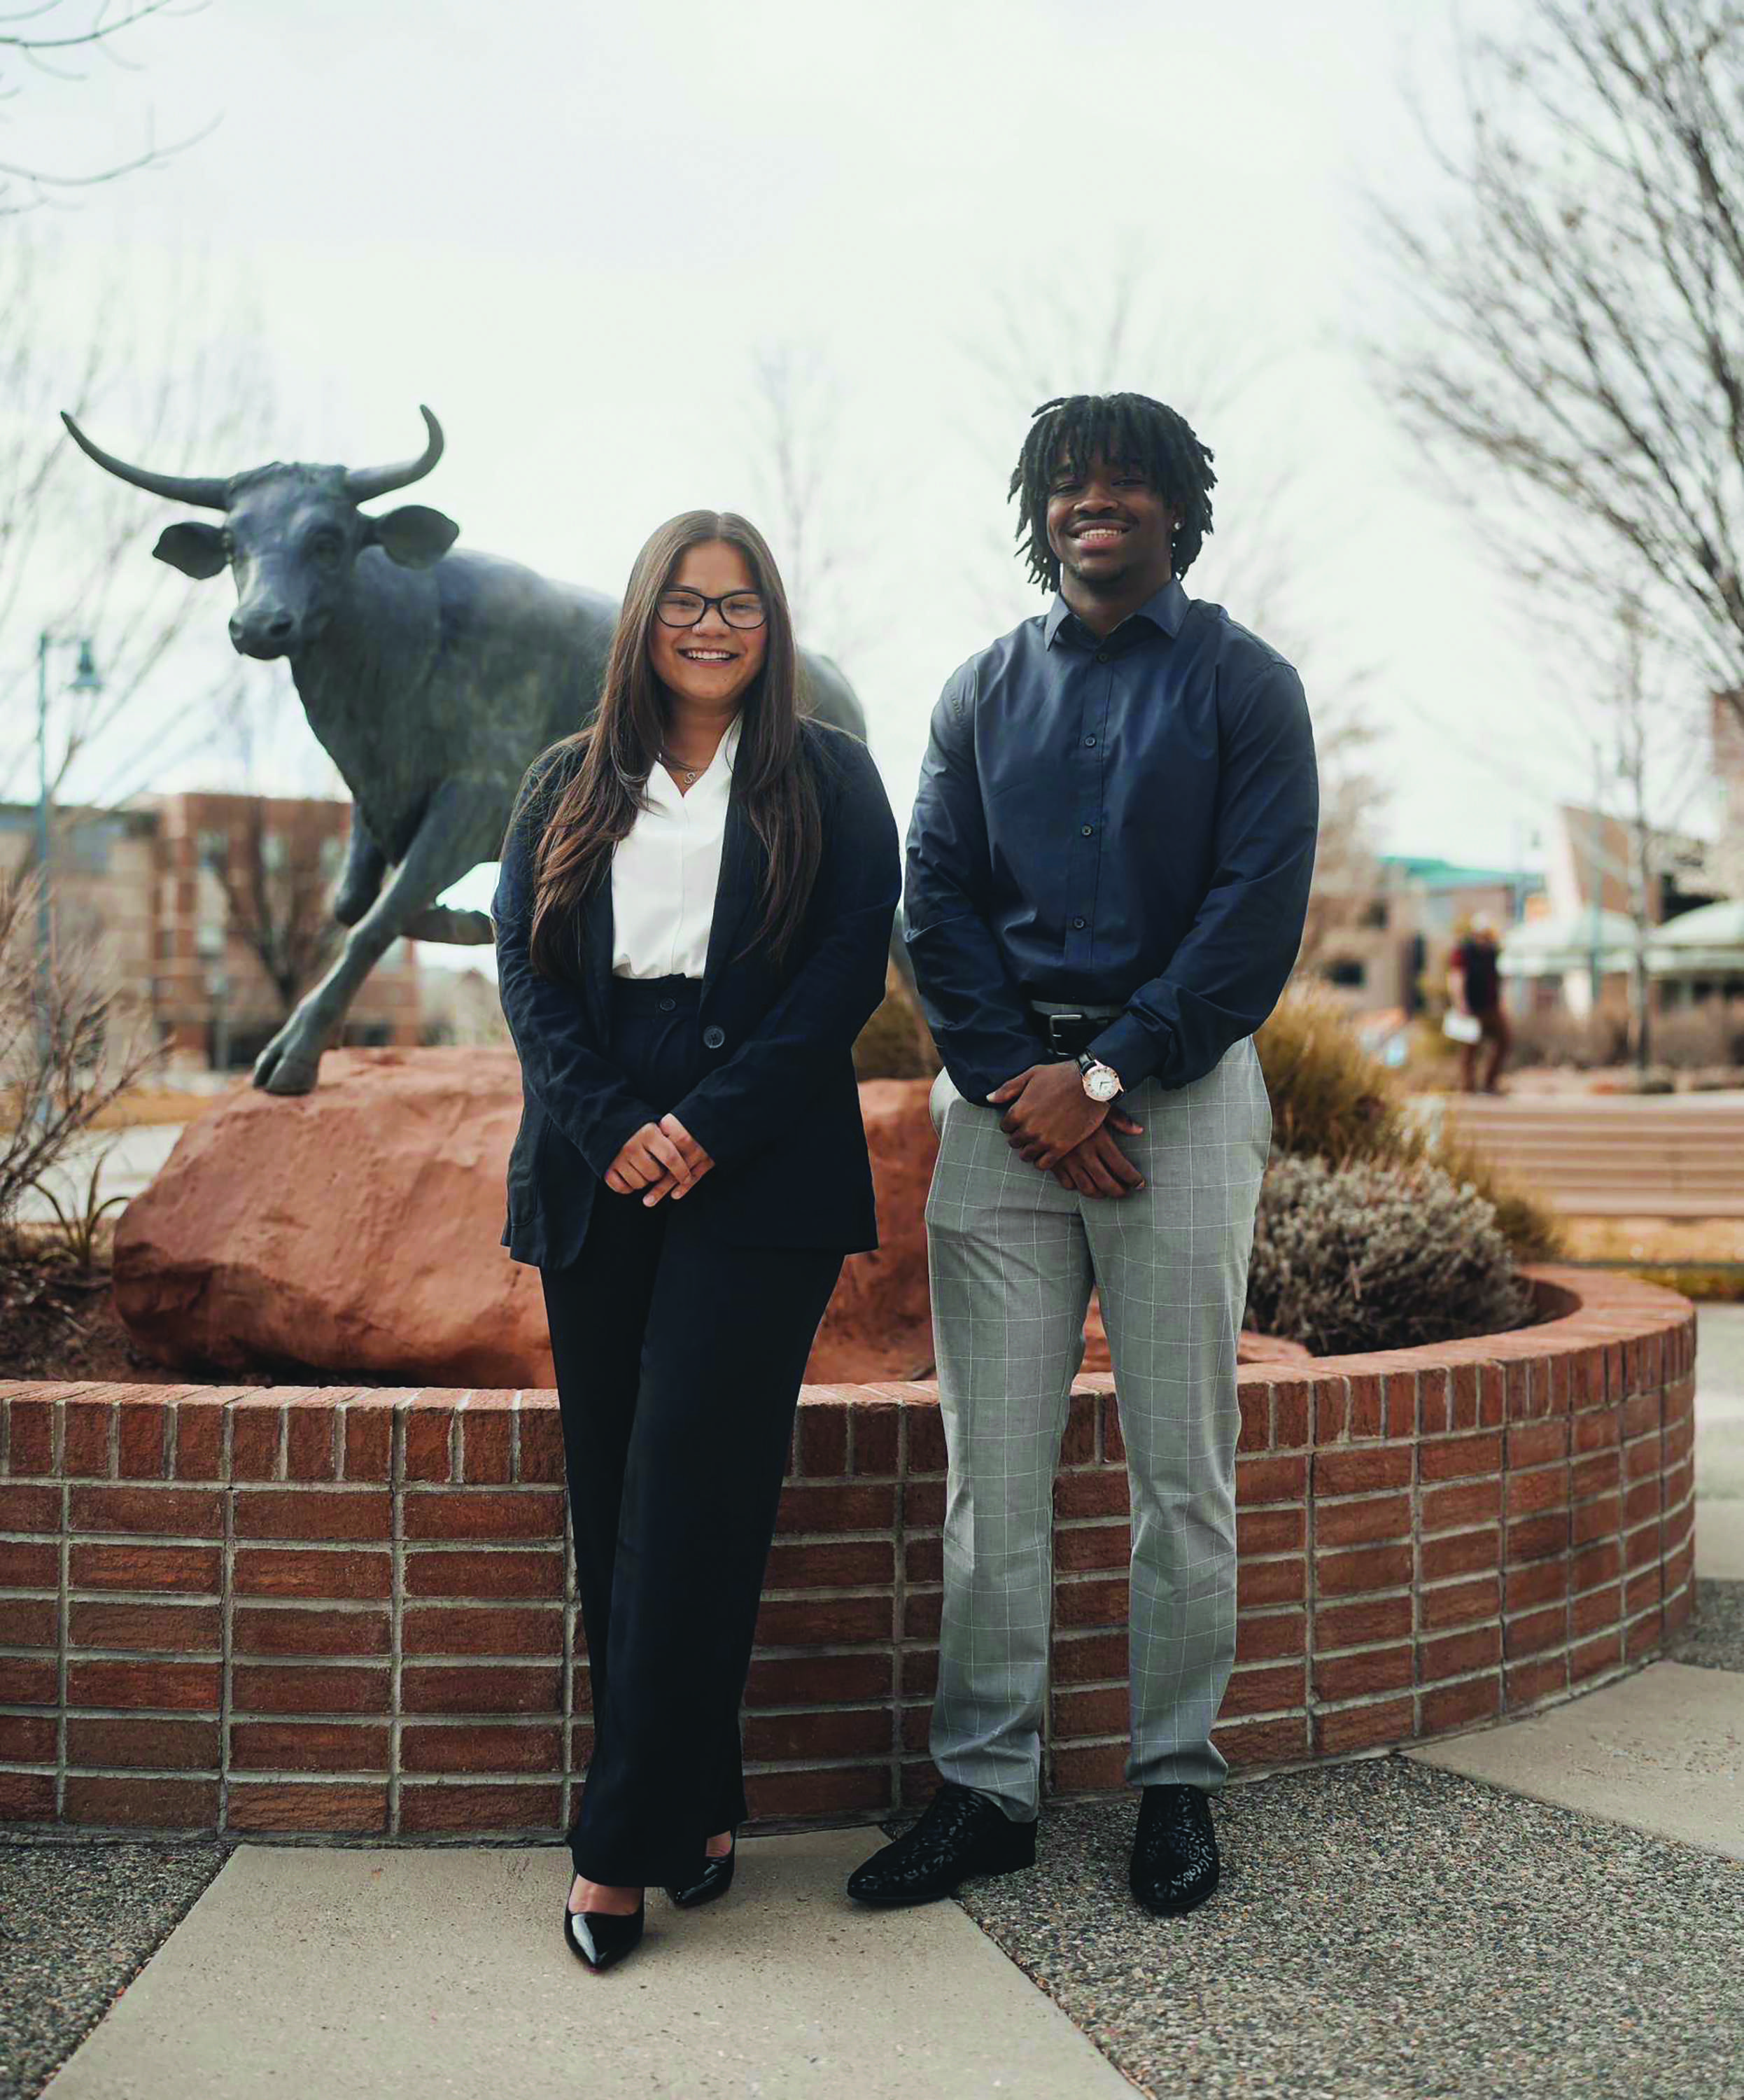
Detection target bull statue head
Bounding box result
[58,405,460,659]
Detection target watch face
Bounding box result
[1085,1065,1121,1102]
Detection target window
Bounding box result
[1359,897,1390,931]
[195,920,226,959]
[261,830,288,874]
[1323,958,1367,989]
[197,828,228,876]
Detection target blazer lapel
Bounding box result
[701,787,761,1005]
[582,877,614,1036]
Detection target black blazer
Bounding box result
[491,718,901,1268]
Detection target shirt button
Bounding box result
[657,996,676,1013]
[1095,650,1110,664]
[1081,825,1095,836]
[703,1024,726,1049]
[1084,736,1097,748]
[1073,916,1086,929]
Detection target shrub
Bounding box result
[853,971,942,1082]
[1506,1006,1631,1070]
[1256,985,1562,1260]
[1245,1154,1537,1355]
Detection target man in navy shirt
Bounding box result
[848,393,1318,1918]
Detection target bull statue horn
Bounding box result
[344,405,444,504]
[59,412,231,510]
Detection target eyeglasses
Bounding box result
[656,589,767,630]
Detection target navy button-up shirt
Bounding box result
[903,578,1318,1101]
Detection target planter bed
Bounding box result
[0,1267,1695,1838]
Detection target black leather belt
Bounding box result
[1029,1000,1124,1060]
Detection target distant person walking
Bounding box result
[850,392,1318,1921]
[1448,913,1510,1093]
[492,512,899,1973]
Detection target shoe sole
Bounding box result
[848,1847,1037,1909]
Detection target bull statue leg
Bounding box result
[331,811,388,927]
[254,775,506,1095]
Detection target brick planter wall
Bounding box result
[0,1267,1695,1837]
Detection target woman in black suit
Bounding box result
[491,511,899,1973]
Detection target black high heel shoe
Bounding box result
[663,1835,736,1910]
[563,1889,645,1973]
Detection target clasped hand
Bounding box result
[987,1061,1145,1198]
[605,1114,716,1205]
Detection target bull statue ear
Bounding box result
[366,504,460,570]
[153,522,229,580]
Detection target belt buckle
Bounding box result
[1044,1009,1086,1053]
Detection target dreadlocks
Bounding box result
[1008,392,1216,592]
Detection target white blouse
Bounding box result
[610,714,743,980]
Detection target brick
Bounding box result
[745,1651,893,1708]
[401,1665,562,1716]
[0,1484,61,1530]
[0,1715,56,1762]
[1050,1740,1130,1791]
[1053,1576,1129,1629]
[226,1782,388,1833]
[744,1707,892,1763]
[400,1722,561,1773]
[1212,1714,1309,1769]
[460,1404,514,1486]
[1420,1433,1502,1483]
[1573,1402,1622,1451]
[1236,1611,1305,1663]
[1344,1373,1383,1438]
[744,1766,893,1819]
[286,1406,339,1482]
[1315,1494,1412,1550]
[6,1396,55,1474]
[1572,1492,1622,1546]
[1,1598,57,1647]
[1052,1684,1127,1739]
[403,1490,565,1542]
[850,1404,901,1476]
[902,1480,945,1529]
[1421,1479,1500,1534]
[1505,1653,1568,1708]
[232,1547,391,1602]
[0,1657,57,1704]
[400,1782,562,1835]
[796,1406,849,1477]
[1313,1646,1412,1702]
[69,1486,221,1536]
[906,1406,948,1472]
[1503,1604,1566,1658]
[753,1595,893,1647]
[1271,1380,1311,1449]
[400,1606,561,1658]
[1314,1595,1412,1651]
[1570,1582,1624,1639]
[1570,1630,1622,1683]
[900,1702,932,1754]
[234,1490,391,1542]
[1050,1630,1127,1684]
[231,1664,390,1715]
[1622,1391,1661,1439]
[1507,1513,1568,1564]
[903,1591,941,1640]
[341,1403,393,1483]
[1625,1562,1664,1616]
[1509,1420,1569,1469]
[64,1776,217,1828]
[69,1541,223,1595]
[1237,1557,1305,1607]
[0,1540,57,1588]
[169,1395,227,1480]
[1420,1575,1500,1630]
[1237,1508,1303,1555]
[516,1404,566,1483]
[764,1539,895,1588]
[1626,1606,1664,1659]
[1237,1384,1270,1455]
[1419,1625,1500,1683]
[1417,1367,1451,1436]
[1314,1447,1412,1497]
[63,1396,114,1476]
[230,1397,283,1480]
[405,1549,562,1600]
[66,1716,218,1770]
[0,1772,55,1819]
[1220,1660,1306,1717]
[230,1721,390,1771]
[401,1401,456,1484]
[1570,1450,1622,1501]
[904,1534,942,1583]
[1505,1560,1568,1611]
[1507,1465,1570,1518]
[233,1606,391,1658]
[1315,1695,1416,1756]
[1315,1544,1412,1597]
[1236,1455,1307,1505]
[1419,1672,1500,1737]
[66,1659,220,1712]
[776,1483,895,1533]
[1055,1470,1130,1519]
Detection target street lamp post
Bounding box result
[34,633,104,1093]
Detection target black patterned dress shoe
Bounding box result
[1130,1783,1220,1916]
[846,1782,1036,1907]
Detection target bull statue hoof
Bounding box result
[253,1037,323,1096]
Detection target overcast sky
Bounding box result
[11,0,1712,933]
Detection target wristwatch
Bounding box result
[1077,1052,1124,1103]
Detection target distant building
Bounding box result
[0,791,421,1074]
[1312,855,1542,1017]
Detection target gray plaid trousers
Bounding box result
[924,1039,1271,1816]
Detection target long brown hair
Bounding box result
[524,511,822,981]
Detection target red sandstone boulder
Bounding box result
[112,1051,937,1387]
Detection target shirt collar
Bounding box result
[719,711,743,776]
[1044,576,1189,650]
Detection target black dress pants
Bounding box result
[539,975,843,1886]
